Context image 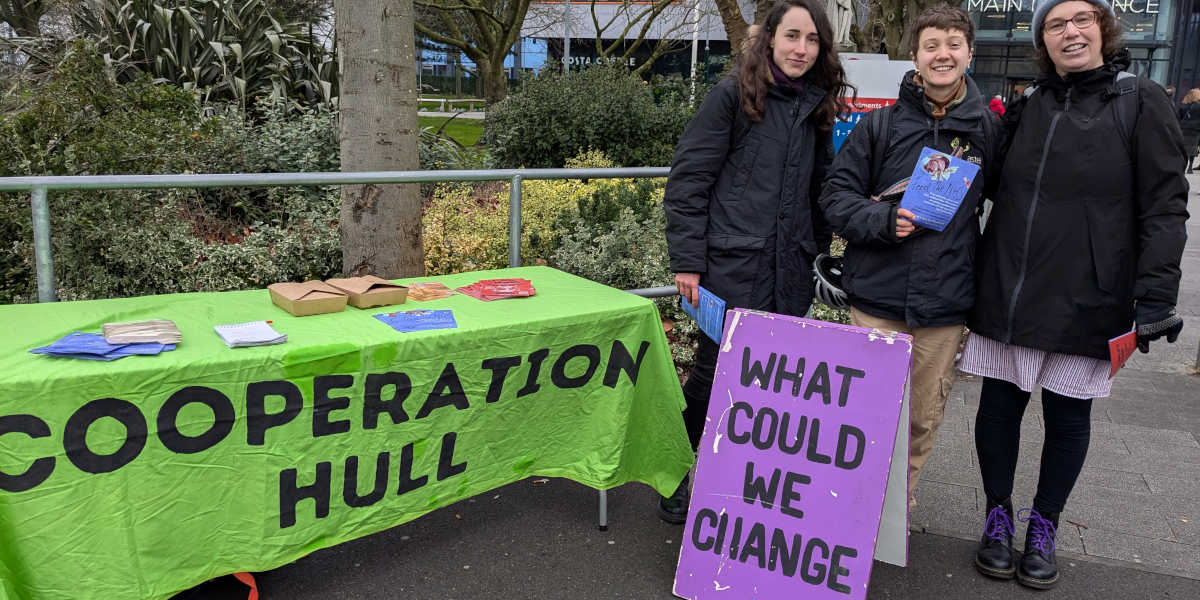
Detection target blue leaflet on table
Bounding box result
[681,286,727,343]
[898,147,980,232]
[374,309,458,333]
[29,332,175,360]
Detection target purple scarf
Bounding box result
[768,60,806,96]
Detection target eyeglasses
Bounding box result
[1043,11,1099,36]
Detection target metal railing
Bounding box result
[0,168,674,303]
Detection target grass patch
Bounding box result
[419,116,484,147]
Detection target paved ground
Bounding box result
[176,177,1200,599]
[183,477,1200,599]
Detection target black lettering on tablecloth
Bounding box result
[63,398,147,474]
[157,386,234,454]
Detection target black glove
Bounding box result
[1136,305,1184,354]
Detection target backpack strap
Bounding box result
[1111,71,1139,156]
[1019,72,1138,156]
[865,104,895,194]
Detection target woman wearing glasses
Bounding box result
[963,0,1189,590]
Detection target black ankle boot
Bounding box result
[657,474,690,524]
[1017,509,1060,589]
[975,497,1016,579]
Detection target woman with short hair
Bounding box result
[820,3,1004,514]
[964,0,1189,589]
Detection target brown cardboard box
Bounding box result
[324,275,408,309]
[268,281,348,316]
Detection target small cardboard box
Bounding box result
[268,281,348,316]
[325,275,409,309]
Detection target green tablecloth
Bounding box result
[0,266,692,600]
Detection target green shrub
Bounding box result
[482,64,694,168]
[0,45,489,303]
[74,0,335,109]
[422,150,615,275]
[85,191,341,300]
[551,180,699,375]
[0,44,220,302]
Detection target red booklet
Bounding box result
[1108,330,1137,378]
[456,278,536,301]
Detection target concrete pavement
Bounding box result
[176,177,1200,599]
[192,475,1200,599]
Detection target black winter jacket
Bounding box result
[820,73,1003,327]
[664,76,832,316]
[969,56,1190,359]
[1178,102,1200,132]
[1178,102,1200,150]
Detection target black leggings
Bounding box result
[682,334,720,450]
[975,377,1093,514]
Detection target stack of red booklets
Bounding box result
[456,278,536,301]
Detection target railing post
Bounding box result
[30,186,56,303]
[509,174,522,268]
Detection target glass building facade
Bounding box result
[1171,0,1200,96]
[963,0,1178,100]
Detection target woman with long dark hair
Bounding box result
[660,0,855,523]
[965,0,1189,589]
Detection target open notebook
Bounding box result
[213,321,287,348]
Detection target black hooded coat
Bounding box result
[820,72,1004,328]
[664,76,832,316]
[969,53,1190,359]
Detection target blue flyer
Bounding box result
[898,147,980,232]
[681,286,727,343]
[29,332,176,361]
[374,309,458,333]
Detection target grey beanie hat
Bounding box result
[1031,0,1115,47]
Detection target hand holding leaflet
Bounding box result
[681,286,727,343]
[1108,330,1137,378]
[898,147,980,232]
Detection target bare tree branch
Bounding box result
[414,0,531,100]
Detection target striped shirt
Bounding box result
[958,332,1112,400]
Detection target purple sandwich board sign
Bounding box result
[673,309,913,600]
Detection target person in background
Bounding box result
[820,3,1004,514]
[1178,88,1200,173]
[964,0,1188,589]
[660,0,854,524]
[989,94,1006,116]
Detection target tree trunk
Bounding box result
[880,0,928,59]
[754,0,773,23]
[479,57,508,104]
[713,0,748,54]
[855,1,887,55]
[335,0,424,278]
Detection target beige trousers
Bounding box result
[850,308,964,506]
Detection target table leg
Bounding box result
[597,489,608,531]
